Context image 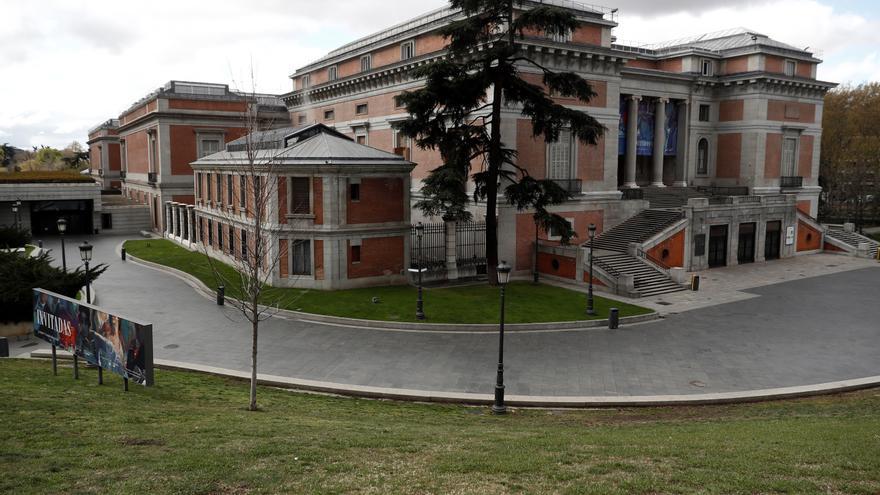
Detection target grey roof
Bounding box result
[614,27,813,58]
[226,126,304,151]
[194,124,411,167]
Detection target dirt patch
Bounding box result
[119,437,166,447]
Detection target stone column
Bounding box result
[187,206,195,244]
[673,100,689,187]
[651,98,668,187]
[444,218,459,280]
[172,203,180,238]
[164,202,172,236]
[181,206,188,241]
[623,95,640,188]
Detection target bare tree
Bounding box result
[198,77,293,411]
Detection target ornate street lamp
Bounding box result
[79,241,98,383]
[415,222,425,320]
[492,260,512,415]
[587,223,596,316]
[11,201,20,230]
[57,218,68,272]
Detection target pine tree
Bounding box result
[395,0,605,282]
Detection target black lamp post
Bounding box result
[79,241,95,382]
[11,201,20,230]
[492,260,512,415]
[415,222,425,320]
[57,218,68,272]
[587,223,596,316]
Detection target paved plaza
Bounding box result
[11,235,880,398]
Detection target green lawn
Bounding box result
[124,239,651,324]
[2,359,879,494]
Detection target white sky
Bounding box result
[1,0,878,150]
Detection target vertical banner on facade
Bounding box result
[636,99,655,155]
[618,96,627,155]
[33,289,154,386]
[664,101,678,156]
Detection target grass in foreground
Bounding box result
[1,359,879,494]
[123,239,651,324]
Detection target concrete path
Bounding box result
[13,235,880,398]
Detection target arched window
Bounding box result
[697,138,709,175]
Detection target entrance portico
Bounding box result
[620,94,688,189]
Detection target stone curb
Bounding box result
[28,351,880,407]
[117,241,660,333]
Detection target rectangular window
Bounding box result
[207,219,213,244]
[355,103,368,115]
[196,173,202,200]
[254,176,262,209]
[394,95,405,108]
[395,131,409,149]
[548,218,574,241]
[548,28,572,43]
[400,41,414,60]
[217,223,223,250]
[216,175,222,205]
[149,133,158,172]
[206,173,212,201]
[699,104,710,122]
[290,177,310,214]
[239,176,246,208]
[226,174,233,206]
[199,138,221,158]
[229,226,235,256]
[301,74,310,89]
[784,60,796,77]
[782,137,798,176]
[356,134,367,145]
[298,114,307,125]
[323,109,335,120]
[350,182,360,201]
[241,230,248,259]
[351,245,361,263]
[328,65,338,81]
[701,59,714,76]
[547,129,573,180]
[291,239,312,275]
[360,55,371,72]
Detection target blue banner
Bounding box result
[636,99,654,156]
[618,96,627,155]
[33,289,154,386]
[664,101,678,156]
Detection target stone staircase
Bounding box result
[825,227,879,259]
[593,253,686,297]
[641,187,707,209]
[590,209,687,297]
[592,209,684,253]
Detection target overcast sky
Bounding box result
[1,0,878,150]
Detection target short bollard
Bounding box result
[691,275,701,291]
[121,247,126,261]
[217,285,225,306]
[38,240,43,249]
[0,337,9,358]
[608,308,619,329]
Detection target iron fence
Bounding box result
[456,221,487,272]
[410,222,446,272]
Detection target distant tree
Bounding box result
[394,0,605,282]
[821,83,880,230]
[19,146,65,171]
[61,142,89,170]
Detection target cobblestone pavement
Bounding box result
[12,235,880,397]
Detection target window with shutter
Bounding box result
[290,177,311,214]
[782,138,797,176]
[291,239,312,275]
[547,129,573,180]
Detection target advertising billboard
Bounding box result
[33,288,154,386]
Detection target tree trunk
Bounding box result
[485,77,502,285]
[249,301,258,411]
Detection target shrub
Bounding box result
[0,250,106,323]
[0,225,32,249]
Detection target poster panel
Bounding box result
[33,289,154,386]
[636,99,654,155]
[664,101,678,156]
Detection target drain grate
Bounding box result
[163,344,179,349]
[20,342,38,348]
[656,301,672,306]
